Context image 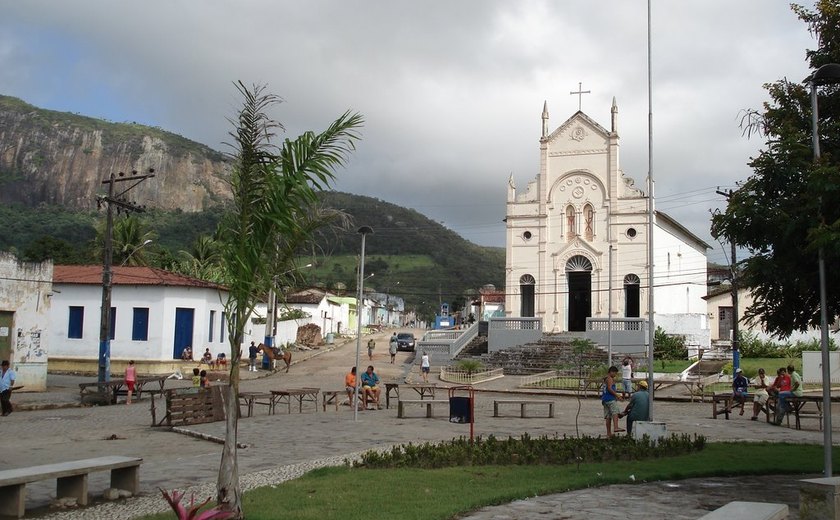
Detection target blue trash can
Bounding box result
[262,353,271,370]
[449,396,472,423]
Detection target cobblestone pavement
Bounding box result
[4,330,836,519]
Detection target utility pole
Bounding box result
[97,168,155,384]
[716,188,739,371]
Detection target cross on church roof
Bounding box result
[570,82,591,111]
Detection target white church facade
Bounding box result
[505,99,710,349]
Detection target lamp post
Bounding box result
[354,226,373,422]
[808,63,840,477]
[120,239,153,267]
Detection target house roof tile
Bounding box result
[53,265,226,290]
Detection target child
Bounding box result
[124,360,136,405]
[199,369,209,389]
[192,368,201,388]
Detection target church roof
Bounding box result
[545,110,611,142]
[655,211,712,251]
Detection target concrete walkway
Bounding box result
[4,330,834,519]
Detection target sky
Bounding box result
[0,1,817,266]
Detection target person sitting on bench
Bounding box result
[361,365,382,410]
[181,346,193,361]
[201,348,213,368]
[750,368,770,421]
[344,366,363,410]
[216,352,227,369]
[731,368,749,415]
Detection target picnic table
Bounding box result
[384,383,437,409]
[238,392,273,417]
[79,376,168,404]
[270,388,320,414]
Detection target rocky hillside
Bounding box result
[0,95,231,211]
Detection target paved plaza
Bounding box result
[5,330,836,519]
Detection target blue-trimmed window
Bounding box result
[132,308,149,341]
[68,306,84,339]
[209,310,216,342]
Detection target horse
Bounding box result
[257,343,292,373]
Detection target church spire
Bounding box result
[611,97,618,134]
[541,100,549,138]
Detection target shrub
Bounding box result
[654,327,687,361]
[454,359,484,375]
[354,433,706,469]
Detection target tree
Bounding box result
[711,1,840,337]
[96,215,157,266]
[214,82,362,517]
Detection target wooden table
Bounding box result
[270,388,320,414]
[238,392,273,417]
[79,376,168,404]
[384,383,437,409]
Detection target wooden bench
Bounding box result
[238,392,272,417]
[493,399,555,418]
[79,376,168,404]
[397,399,448,418]
[322,390,343,412]
[787,395,824,430]
[0,456,142,518]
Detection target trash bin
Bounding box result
[449,396,472,423]
[262,353,271,370]
[325,333,335,345]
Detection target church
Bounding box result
[504,98,710,348]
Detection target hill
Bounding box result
[0,94,504,313]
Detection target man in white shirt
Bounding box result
[0,360,16,416]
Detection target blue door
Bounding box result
[173,308,195,359]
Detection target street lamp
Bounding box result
[120,239,153,266]
[808,62,840,477]
[354,226,373,422]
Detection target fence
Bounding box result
[439,367,504,385]
[416,323,479,361]
[151,386,226,427]
[520,367,604,393]
[487,318,542,352]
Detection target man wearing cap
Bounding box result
[732,367,749,416]
[618,380,650,436]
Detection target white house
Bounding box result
[0,253,53,391]
[505,99,709,347]
[705,286,836,344]
[51,266,229,365]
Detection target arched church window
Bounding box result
[566,205,576,241]
[565,255,592,272]
[583,204,594,241]
[624,273,640,318]
[519,274,536,318]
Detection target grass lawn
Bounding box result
[142,442,838,520]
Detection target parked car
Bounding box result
[396,332,416,352]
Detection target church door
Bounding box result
[565,255,592,331]
[520,274,536,317]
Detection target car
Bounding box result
[396,332,416,352]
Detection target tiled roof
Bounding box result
[53,265,227,290]
[284,288,331,304]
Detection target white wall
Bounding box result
[0,254,52,390]
[50,284,228,361]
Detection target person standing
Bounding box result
[0,360,16,416]
[124,360,137,405]
[367,338,375,361]
[619,380,650,436]
[248,341,259,372]
[389,334,398,364]
[621,356,634,398]
[601,365,623,437]
[420,351,431,383]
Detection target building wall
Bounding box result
[50,284,228,361]
[0,254,52,391]
[706,288,831,344]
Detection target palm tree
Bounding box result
[96,215,157,266]
[178,234,223,282]
[215,81,362,517]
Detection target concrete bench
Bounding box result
[493,399,554,418]
[0,455,142,518]
[698,500,788,520]
[397,399,448,418]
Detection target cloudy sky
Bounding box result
[0,1,817,265]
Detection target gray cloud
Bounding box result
[0,1,817,266]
